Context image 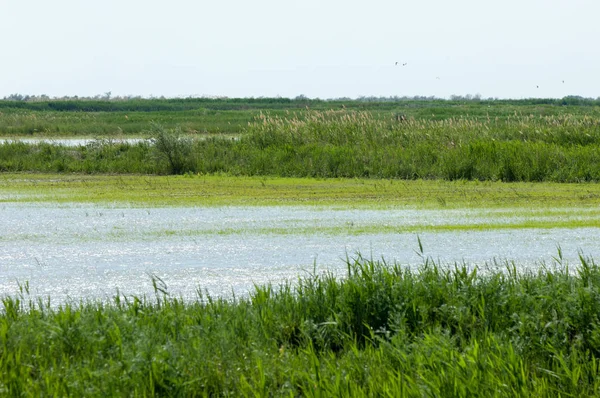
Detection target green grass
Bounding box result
[4,253,600,396]
[2,109,600,181]
[1,97,599,138]
[0,108,255,137]
[237,110,600,181]
[3,174,600,210]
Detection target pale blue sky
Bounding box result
[1,0,598,99]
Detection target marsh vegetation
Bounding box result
[4,255,600,395]
[1,101,600,181]
[2,97,600,395]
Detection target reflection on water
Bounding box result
[1,204,598,304]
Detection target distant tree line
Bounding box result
[0,93,598,112]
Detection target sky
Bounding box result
[1,0,599,100]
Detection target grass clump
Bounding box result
[3,254,600,395]
[149,123,193,174]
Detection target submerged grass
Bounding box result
[3,254,600,395]
[136,217,600,237]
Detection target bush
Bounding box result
[149,123,193,174]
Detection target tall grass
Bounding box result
[3,254,600,395]
[0,108,253,137]
[1,98,598,137]
[1,110,600,181]
[245,110,600,148]
[0,140,157,174]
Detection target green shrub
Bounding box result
[149,123,194,174]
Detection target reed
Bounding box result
[1,97,598,138]
[3,253,600,395]
[2,108,600,182]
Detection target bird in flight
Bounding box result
[536,85,539,89]
[395,62,408,66]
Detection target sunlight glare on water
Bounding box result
[1,203,598,305]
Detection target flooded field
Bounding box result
[1,203,599,304]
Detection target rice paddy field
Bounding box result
[2,97,600,395]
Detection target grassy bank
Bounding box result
[1,109,600,181]
[3,254,600,396]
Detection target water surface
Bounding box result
[1,204,597,304]
[0,138,148,147]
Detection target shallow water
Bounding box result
[0,136,236,147]
[0,138,148,147]
[1,204,598,304]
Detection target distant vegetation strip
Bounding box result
[3,254,600,395]
[1,97,599,137]
[2,95,599,112]
[1,109,600,182]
